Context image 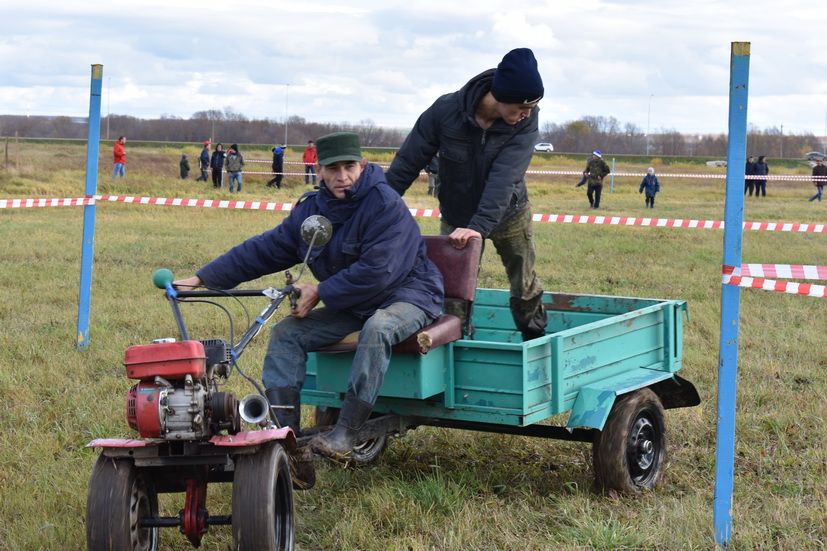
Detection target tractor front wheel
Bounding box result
[86,454,159,551]
[232,442,295,551]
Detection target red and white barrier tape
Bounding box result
[244,159,827,181]
[2,195,825,234]
[722,265,826,298]
[0,197,95,208]
[740,263,827,280]
[94,195,295,211]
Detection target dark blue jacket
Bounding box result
[271,146,284,171]
[210,150,225,171]
[639,174,660,196]
[197,163,444,319]
[199,147,210,170]
[385,69,538,237]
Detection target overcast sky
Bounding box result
[2,1,826,138]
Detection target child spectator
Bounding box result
[639,166,661,208]
[179,154,190,179]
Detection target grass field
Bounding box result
[0,143,825,550]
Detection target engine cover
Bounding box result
[126,376,210,440]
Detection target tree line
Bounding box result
[0,110,823,158]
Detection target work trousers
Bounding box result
[441,205,546,340]
[587,183,603,208]
[262,303,430,404]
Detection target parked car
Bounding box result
[534,142,554,152]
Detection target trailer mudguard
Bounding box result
[566,370,679,430]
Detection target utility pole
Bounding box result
[780,123,784,158]
[106,77,111,140]
[646,94,653,155]
[284,83,290,146]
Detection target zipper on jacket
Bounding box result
[481,129,486,145]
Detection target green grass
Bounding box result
[0,143,825,550]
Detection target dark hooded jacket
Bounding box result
[385,69,538,237]
[196,163,444,319]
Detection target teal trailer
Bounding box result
[301,287,699,494]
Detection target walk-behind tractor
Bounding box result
[85,215,333,551]
[87,211,701,549]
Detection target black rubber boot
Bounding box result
[265,387,301,434]
[510,294,548,341]
[310,394,373,460]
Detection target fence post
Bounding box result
[76,64,103,349]
[713,42,750,547]
[609,158,616,192]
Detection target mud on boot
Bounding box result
[310,395,373,460]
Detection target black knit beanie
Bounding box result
[490,48,544,104]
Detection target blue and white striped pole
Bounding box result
[76,64,103,349]
[713,42,750,546]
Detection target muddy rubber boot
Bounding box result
[265,387,301,435]
[310,394,373,460]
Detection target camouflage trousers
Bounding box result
[441,205,547,340]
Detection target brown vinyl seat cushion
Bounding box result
[316,235,482,356]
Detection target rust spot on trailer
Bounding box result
[548,294,592,312]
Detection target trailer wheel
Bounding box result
[313,406,387,465]
[86,454,159,551]
[592,388,667,493]
[232,442,294,551]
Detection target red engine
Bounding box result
[123,340,240,439]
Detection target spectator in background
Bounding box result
[753,155,769,197]
[810,158,827,202]
[385,47,547,342]
[744,155,756,196]
[196,141,211,181]
[582,149,611,209]
[179,154,190,179]
[425,155,439,196]
[638,166,661,208]
[225,144,244,193]
[210,143,225,189]
[112,136,126,179]
[303,140,317,186]
[266,144,286,188]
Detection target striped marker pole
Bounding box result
[76,64,102,349]
[714,42,750,547]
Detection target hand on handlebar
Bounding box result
[172,275,203,289]
[448,228,482,249]
[291,282,319,318]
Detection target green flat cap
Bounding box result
[316,132,362,166]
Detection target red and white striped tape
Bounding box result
[2,194,825,235]
[94,195,295,211]
[740,263,827,280]
[722,265,826,298]
[0,197,94,208]
[245,158,827,181]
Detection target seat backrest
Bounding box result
[423,235,481,301]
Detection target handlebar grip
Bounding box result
[153,268,174,289]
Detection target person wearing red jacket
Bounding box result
[112,136,126,179]
[302,140,317,186]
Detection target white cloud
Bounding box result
[0,0,824,137]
